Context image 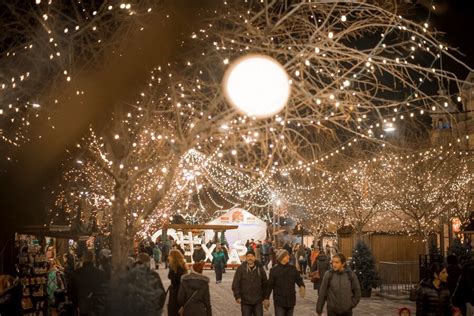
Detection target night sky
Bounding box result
[0,1,473,232]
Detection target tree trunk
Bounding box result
[354,223,364,241]
[111,181,130,280]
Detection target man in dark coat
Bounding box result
[69,250,107,316]
[416,262,452,316]
[446,255,462,296]
[316,253,361,316]
[265,249,305,316]
[232,249,268,316]
[178,261,212,316]
[452,258,474,316]
[193,244,206,263]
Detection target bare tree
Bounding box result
[385,149,473,252]
[51,0,473,276]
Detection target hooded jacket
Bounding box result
[232,261,267,305]
[416,278,452,316]
[178,272,212,316]
[265,263,305,307]
[316,268,361,314]
[311,253,331,290]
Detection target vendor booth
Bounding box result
[204,208,267,246]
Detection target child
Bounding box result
[399,307,411,316]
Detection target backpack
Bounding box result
[326,269,355,288]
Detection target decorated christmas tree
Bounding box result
[351,240,380,296]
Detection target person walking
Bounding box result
[221,243,230,274]
[46,258,66,312]
[446,255,461,296]
[297,245,308,275]
[270,246,277,267]
[262,241,271,270]
[153,243,162,270]
[451,257,474,316]
[310,251,330,293]
[255,244,262,264]
[416,262,452,316]
[212,244,227,284]
[316,253,361,316]
[69,251,107,316]
[265,249,305,316]
[162,240,171,269]
[168,250,188,316]
[178,261,212,316]
[193,244,206,263]
[232,249,268,316]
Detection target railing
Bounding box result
[419,254,444,281]
[379,261,419,294]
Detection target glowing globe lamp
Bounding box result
[223,54,290,119]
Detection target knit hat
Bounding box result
[277,249,289,262]
[245,249,255,257]
[192,261,205,274]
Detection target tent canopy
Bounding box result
[205,208,267,246]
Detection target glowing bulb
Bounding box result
[223,54,290,118]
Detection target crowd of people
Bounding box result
[1,236,473,316]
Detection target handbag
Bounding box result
[310,270,320,283]
[178,287,203,316]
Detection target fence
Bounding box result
[419,254,444,281]
[379,261,419,294]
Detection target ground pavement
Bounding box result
[157,266,416,316]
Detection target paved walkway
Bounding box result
[157,267,416,316]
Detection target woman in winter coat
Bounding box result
[211,245,226,284]
[297,245,308,275]
[168,250,188,316]
[46,258,66,308]
[178,261,212,316]
[416,262,452,316]
[311,252,330,292]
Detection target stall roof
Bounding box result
[16,225,89,239]
[163,224,238,232]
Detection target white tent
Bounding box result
[204,208,267,246]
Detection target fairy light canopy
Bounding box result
[41,0,473,237]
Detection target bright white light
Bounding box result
[383,123,396,132]
[223,54,290,119]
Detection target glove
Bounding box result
[299,286,306,298]
[263,299,270,311]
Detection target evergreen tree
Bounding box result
[448,238,472,265]
[428,238,442,262]
[220,231,228,247]
[351,240,380,290]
